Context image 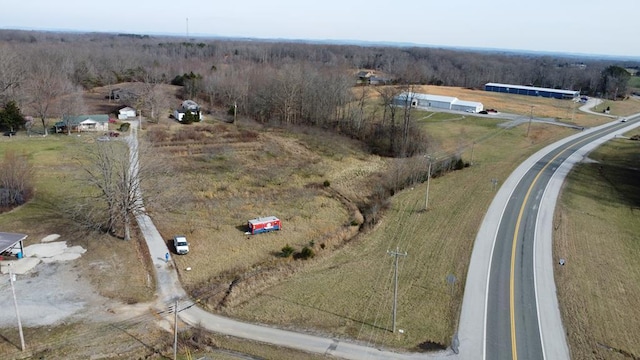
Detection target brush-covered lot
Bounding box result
[0,85,638,359]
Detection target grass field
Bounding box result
[0,135,159,359]
[554,129,640,359]
[145,86,596,349]
[146,88,640,353]
[222,120,576,350]
[1,84,639,358]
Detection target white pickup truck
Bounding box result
[173,235,189,255]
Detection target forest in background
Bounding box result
[0,29,638,157]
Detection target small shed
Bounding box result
[247,216,281,235]
[118,106,137,120]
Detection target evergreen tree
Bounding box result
[0,101,25,131]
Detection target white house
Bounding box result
[55,115,110,133]
[117,106,137,120]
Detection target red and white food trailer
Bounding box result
[247,216,281,235]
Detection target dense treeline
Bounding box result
[0,29,637,156]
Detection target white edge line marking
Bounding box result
[483,183,519,360]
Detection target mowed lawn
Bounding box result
[554,130,640,359]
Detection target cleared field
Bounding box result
[554,130,640,359]
[147,88,640,352]
[223,119,575,350]
[2,84,638,357]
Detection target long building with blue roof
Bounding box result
[484,83,580,100]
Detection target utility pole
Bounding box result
[173,299,178,360]
[387,247,407,333]
[9,264,25,351]
[425,156,433,211]
[526,105,534,137]
[233,101,237,124]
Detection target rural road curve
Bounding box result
[128,105,640,359]
[457,107,640,360]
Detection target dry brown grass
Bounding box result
[4,83,637,356]
[554,131,640,359]
[142,87,640,352]
[226,118,576,350]
[145,122,378,294]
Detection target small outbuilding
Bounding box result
[117,106,137,120]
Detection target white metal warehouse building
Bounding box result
[394,92,484,113]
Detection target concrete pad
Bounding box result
[67,245,88,255]
[24,241,68,258]
[51,252,83,262]
[0,257,41,275]
[41,234,61,243]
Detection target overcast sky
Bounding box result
[2,0,637,58]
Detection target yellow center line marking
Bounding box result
[508,129,605,359]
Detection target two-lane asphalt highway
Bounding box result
[484,115,639,360]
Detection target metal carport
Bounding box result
[0,232,28,259]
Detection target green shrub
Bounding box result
[280,244,295,258]
[118,122,130,132]
[299,246,315,260]
[323,179,331,187]
[181,111,201,124]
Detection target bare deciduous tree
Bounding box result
[0,151,34,208]
[24,60,73,135]
[0,44,24,105]
[77,133,177,240]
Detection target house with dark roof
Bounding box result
[173,100,202,121]
[54,114,110,133]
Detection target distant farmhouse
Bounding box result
[173,100,202,121]
[394,92,484,113]
[55,114,110,133]
[356,70,392,85]
[484,83,580,100]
